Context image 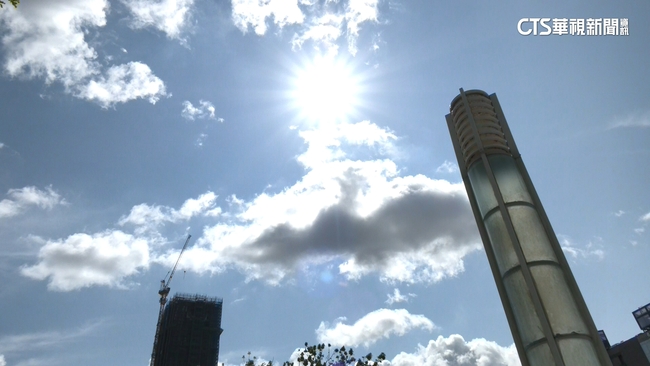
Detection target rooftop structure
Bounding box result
[152,293,224,366]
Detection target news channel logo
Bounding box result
[517,18,629,36]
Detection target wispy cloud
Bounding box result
[609,110,650,129]
[635,228,645,234]
[0,320,105,355]
[386,288,416,305]
[436,160,458,174]
[0,0,167,108]
[123,0,194,42]
[0,186,66,219]
[559,235,605,261]
[231,0,380,55]
[315,308,436,347]
[614,210,625,217]
[195,133,208,147]
[181,100,217,120]
[640,212,650,222]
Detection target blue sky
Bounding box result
[0,0,648,365]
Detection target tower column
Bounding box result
[445,89,612,366]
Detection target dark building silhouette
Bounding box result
[600,304,650,365]
[152,293,223,366]
[607,332,650,366]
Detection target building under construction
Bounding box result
[152,293,224,366]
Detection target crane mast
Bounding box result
[150,234,192,366]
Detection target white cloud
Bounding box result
[0,186,66,219]
[60,120,476,287]
[182,100,217,120]
[166,120,479,284]
[609,110,650,129]
[0,355,5,366]
[291,13,344,54]
[0,0,167,107]
[123,0,194,41]
[232,0,379,55]
[614,210,625,217]
[641,212,650,222]
[231,0,305,36]
[387,334,520,366]
[559,235,605,261]
[118,192,218,233]
[195,133,208,147]
[20,230,150,291]
[635,227,645,234]
[386,288,415,305]
[78,62,166,108]
[344,0,379,55]
[436,160,459,174]
[316,309,436,347]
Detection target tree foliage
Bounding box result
[239,343,386,366]
[0,0,19,8]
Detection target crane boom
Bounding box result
[164,234,191,289]
[150,234,191,366]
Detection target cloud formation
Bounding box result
[0,320,104,355]
[609,110,650,129]
[20,121,479,290]
[0,0,167,107]
[316,308,436,347]
[181,120,480,284]
[387,334,520,366]
[182,100,217,120]
[0,186,66,219]
[123,0,194,41]
[436,160,459,174]
[20,231,150,291]
[78,62,166,107]
[641,212,650,222]
[232,0,379,55]
[118,191,220,233]
[386,288,415,305]
[559,235,605,261]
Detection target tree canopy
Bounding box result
[240,343,386,366]
[0,0,19,8]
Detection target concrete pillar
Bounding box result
[445,89,612,366]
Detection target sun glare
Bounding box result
[292,56,360,123]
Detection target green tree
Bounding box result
[238,343,386,366]
[0,0,19,8]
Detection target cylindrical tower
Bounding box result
[445,89,612,366]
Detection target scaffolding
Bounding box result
[152,293,224,366]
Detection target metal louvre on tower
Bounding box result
[449,90,511,168]
[445,89,612,366]
[153,293,224,366]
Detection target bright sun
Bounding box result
[292,56,360,123]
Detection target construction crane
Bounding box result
[150,234,192,366]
